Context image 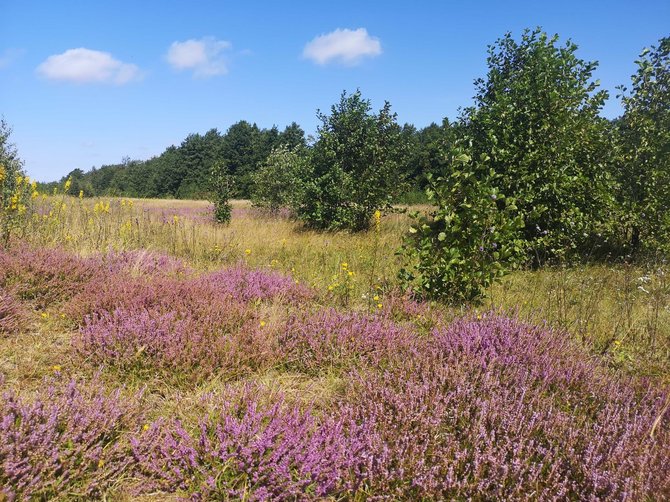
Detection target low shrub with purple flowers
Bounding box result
[0,377,143,500]
[338,315,670,499]
[130,391,368,500]
[278,308,419,374]
[1,242,669,500]
[0,287,30,335]
[0,245,103,309]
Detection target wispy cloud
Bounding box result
[37,48,141,84]
[166,37,232,77]
[303,28,382,66]
[0,48,25,69]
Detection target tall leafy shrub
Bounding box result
[616,36,670,254]
[297,90,405,231]
[250,144,307,214]
[209,160,233,224]
[466,29,615,262]
[400,145,525,303]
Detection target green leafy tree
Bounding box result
[616,36,670,254]
[298,90,405,231]
[250,145,307,213]
[400,144,526,303]
[466,28,614,263]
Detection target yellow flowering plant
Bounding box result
[0,120,34,245]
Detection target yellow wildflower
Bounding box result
[374,210,381,233]
[259,321,266,328]
[142,424,150,431]
[97,459,105,468]
[79,190,84,199]
[64,177,72,192]
[245,249,251,255]
[52,365,62,372]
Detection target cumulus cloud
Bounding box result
[166,37,232,77]
[37,48,141,84]
[303,28,382,65]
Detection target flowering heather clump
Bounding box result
[0,245,102,308]
[339,314,670,500]
[70,264,311,380]
[131,393,367,500]
[279,309,418,373]
[196,265,313,303]
[103,249,192,277]
[67,263,309,324]
[76,305,265,380]
[0,378,142,500]
[66,274,183,321]
[0,287,29,335]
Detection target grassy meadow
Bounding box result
[1,194,669,500]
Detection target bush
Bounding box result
[296,90,406,231]
[340,314,670,499]
[0,287,29,335]
[616,36,670,254]
[400,146,525,303]
[131,392,366,499]
[209,160,233,224]
[250,144,307,214]
[465,29,615,262]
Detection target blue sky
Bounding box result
[1,0,668,182]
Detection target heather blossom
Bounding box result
[0,378,143,500]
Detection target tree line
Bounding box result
[38,117,452,204]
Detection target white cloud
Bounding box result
[166,37,232,77]
[303,28,382,66]
[37,48,141,84]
